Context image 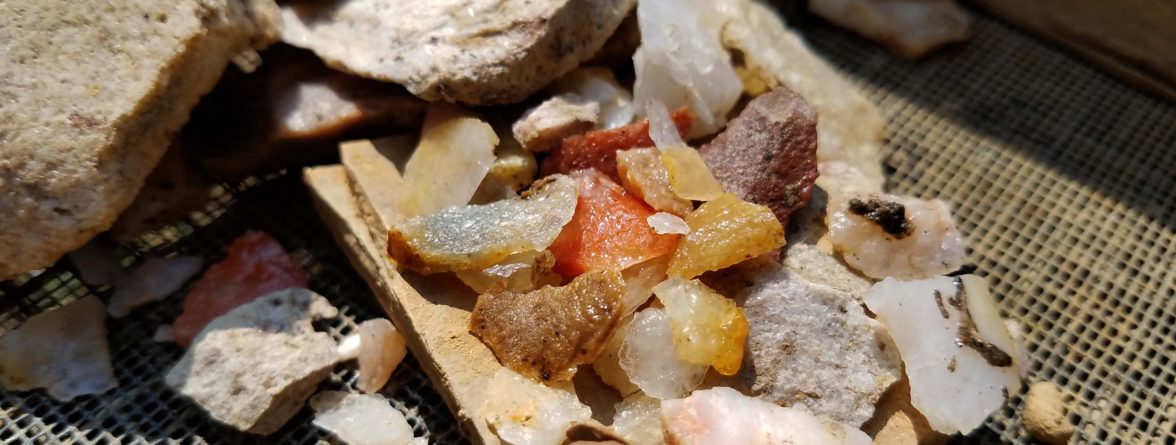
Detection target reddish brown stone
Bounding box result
[699,87,819,228]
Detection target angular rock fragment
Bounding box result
[550,67,635,130]
[388,174,579,274]
[281,0,636,104]
[352,319,408,394]
[548,170,681,278]
[617,148,693,216]
[633,0,743,137]
[809,0,971,59]
[864,276,1021,434]
[513,94,600,153]
[540,108,693,182]
[0,296,117,401]
[705,258,900,426]
[310,391,417,445]
[667,194,784,279]
[470,270,625,382]
[166,288,340,435]
[700,87,819,228]
[718,0,887,193]
[661,146,725,202]
[661,387,871,445]
[654,278,748,376]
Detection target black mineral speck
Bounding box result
[848,198,912,238]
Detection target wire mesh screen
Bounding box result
[1,8,1173,445]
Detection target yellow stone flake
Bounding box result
[668,193,785,278]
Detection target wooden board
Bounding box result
[974,0,1176,102]
[304,165,503,445]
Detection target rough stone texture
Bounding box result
[166,288,339,435]
[280,0,635,105]
[718,0,887,194]
[1023,381,1074,445]
[0,296,117,401]
[700,87,819,229]
[513,94,600,153]
[0,0,282,280]
[190,45,426,178]
[705,258,900,426]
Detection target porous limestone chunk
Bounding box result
[165,288,340,435]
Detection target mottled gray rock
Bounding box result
[513,94,600,153]
[166,288,339,435]
[280,0,636,105]
[706,258,900,426]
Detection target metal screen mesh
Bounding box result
[1,9,1173,445]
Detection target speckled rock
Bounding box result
[280,0,636,105]
[166,288,339,435]
[0,0,281,280]
[705,258,901,426]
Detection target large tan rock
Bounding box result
[0,0,282,280]
[280,0,636,105]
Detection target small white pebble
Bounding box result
[647,212,689,235]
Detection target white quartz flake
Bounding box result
[647,212,690,235]
[864,275,1021,434]
[661,387,871,445]
[483,368,591,445]
[620,308,707,399]
[633,0,742,138]
[311,391,416,445]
